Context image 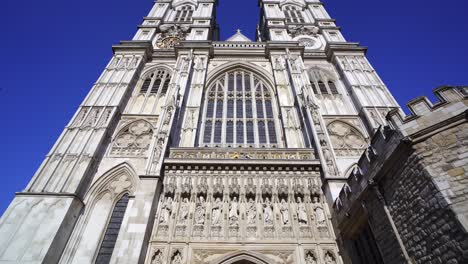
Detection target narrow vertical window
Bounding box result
[226,121,234,143]
[204,121,212,143]
[244,74,251,92]
[258,121,267,144]
[236,99,243,118]
[227,100,234,118]
[216,100,223,118]
[96,194,130,264]
[228,73,235,91]
[256,100,264,118]
[265,100,273,118]
[268,121,277,144]
[151,79,161,94]
[214,121,222,143]
[236,72,243,92]
[318,81,328,94]
[236,121,244,144]
[141,78,152,94]
[206,100,214,117]
[247,121,254,144]
[329,81,339,94]
[246,100,253,118]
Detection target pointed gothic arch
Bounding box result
[60,163,138,264]
[327,120,367,156]
[110,119,155,157]
[211,251,272,264]
[199,66,282,148]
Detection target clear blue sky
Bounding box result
[0,0,467,215]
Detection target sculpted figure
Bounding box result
[160,197,173,224]
[195,196,206,225]
[211,197,223,225]
[305,253,317,264]
[263,197,274,225]
[151,250,163,264]
[280,199,290,225]
[246,198,257,225]
[178,198,189,224]
[229,196,239,226]
[172,251,183,264]
[324,252,336,264]
[297,197,308,225]
[312,197,326,226]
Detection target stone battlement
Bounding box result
[387,86,467,138]
[333,86,468,218]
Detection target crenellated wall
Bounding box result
[332,86,468,264]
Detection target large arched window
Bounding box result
[128,68,171,115]
[174,5,194,22]
[284,5,305,24]
[200,70,279,148]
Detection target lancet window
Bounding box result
[174,5,194,22]
[200,70,280,148]
[128,68,171,115]
[95,194,130,264]
[284,5,305,24]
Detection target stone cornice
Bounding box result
[112,40,154,57]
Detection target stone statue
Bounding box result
[211,197,223,225]
[178,198,189,224]
[280,199,290,225]
[172,251,183,264]
[151,250,163,264]
[324,252,336,264]
[305,252,317,264]
[229,197,239,226]
[263,197,274,225]
[160,197,173,224]
[195,196,206,225]
[297,197,308,225]
[246,198,257,225]
[312,197,326,226]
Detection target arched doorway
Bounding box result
[213,251,270,264]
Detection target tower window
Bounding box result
[129,69,172,115]
[201,70,280,147]
[284,5,305,24]
[174,5,194,22]
[329,81,339,94]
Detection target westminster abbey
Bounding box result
[1,0,467,263]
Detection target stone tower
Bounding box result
[0,0,400,263]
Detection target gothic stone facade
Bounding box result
[0,0,435,263]
[333,87,468,264]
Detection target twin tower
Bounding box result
[0,1,400,263]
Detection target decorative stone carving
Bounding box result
[111,120,153,156]
[110,175,132,195]
[151,249,163,264]
[324,251,337,264]
[228,197,239,226]
[246,198,257,225]
[263,197,274,226]
[160,197,173,224]
[297,197,308,225]
[211,197,223,226]
[327,120,366,156]
[171,250,183,264]
[312,197,326,227]
[157,24,189,49]
[280,199,290,225]
[195,196,206,225]
[178,198,190,225]
[305,251,317,264]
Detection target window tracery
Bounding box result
[283,5,305,24]
[174,5,194,22]
[200,70,279,148]
[129,69,171,115]
[110,120,154,157]
[327,121,367,156]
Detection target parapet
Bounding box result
[333,85,467,221]
[387,86,467,139]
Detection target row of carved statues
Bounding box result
[157,194,327,228]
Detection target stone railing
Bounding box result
[168,147,316,161]
[212,42,267,49]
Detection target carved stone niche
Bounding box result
[165,177,176,197]
[197,177,208,196]
[212,177,224,198]
[228,178,240,197]
[261,178,273,198]
[181,177,192,198]
[245,177,256,199]
[277,178,289,201]
[292,178,304,198]
[308,178,321,198]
